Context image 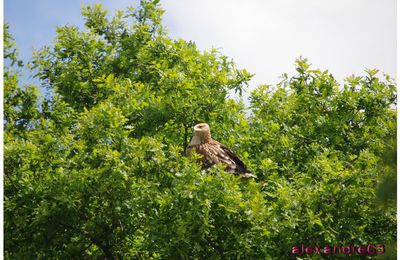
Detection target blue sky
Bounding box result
[5,0,138,65]
[5,0,397,99]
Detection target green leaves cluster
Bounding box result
[244,58,396,256]
[4,1,396,258]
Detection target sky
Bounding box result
[4,0,397,100]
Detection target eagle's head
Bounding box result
[193,123,211,142]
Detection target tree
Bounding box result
[245,58,396,256]
[4,1,396,258]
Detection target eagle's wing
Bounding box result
[208,139,249,174]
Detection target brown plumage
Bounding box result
[185,123,255,178]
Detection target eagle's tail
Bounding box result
[240,172,257,178]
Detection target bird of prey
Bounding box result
[185,123,255,178]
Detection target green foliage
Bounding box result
[4,24,40,136]
[245,58,396,256]
[4,2,396,259]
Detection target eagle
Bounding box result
[185,123,255,178]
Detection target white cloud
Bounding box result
[161,0,396,99]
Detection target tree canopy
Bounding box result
[4,1,396,258]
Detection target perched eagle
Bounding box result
[185,123,255,178]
